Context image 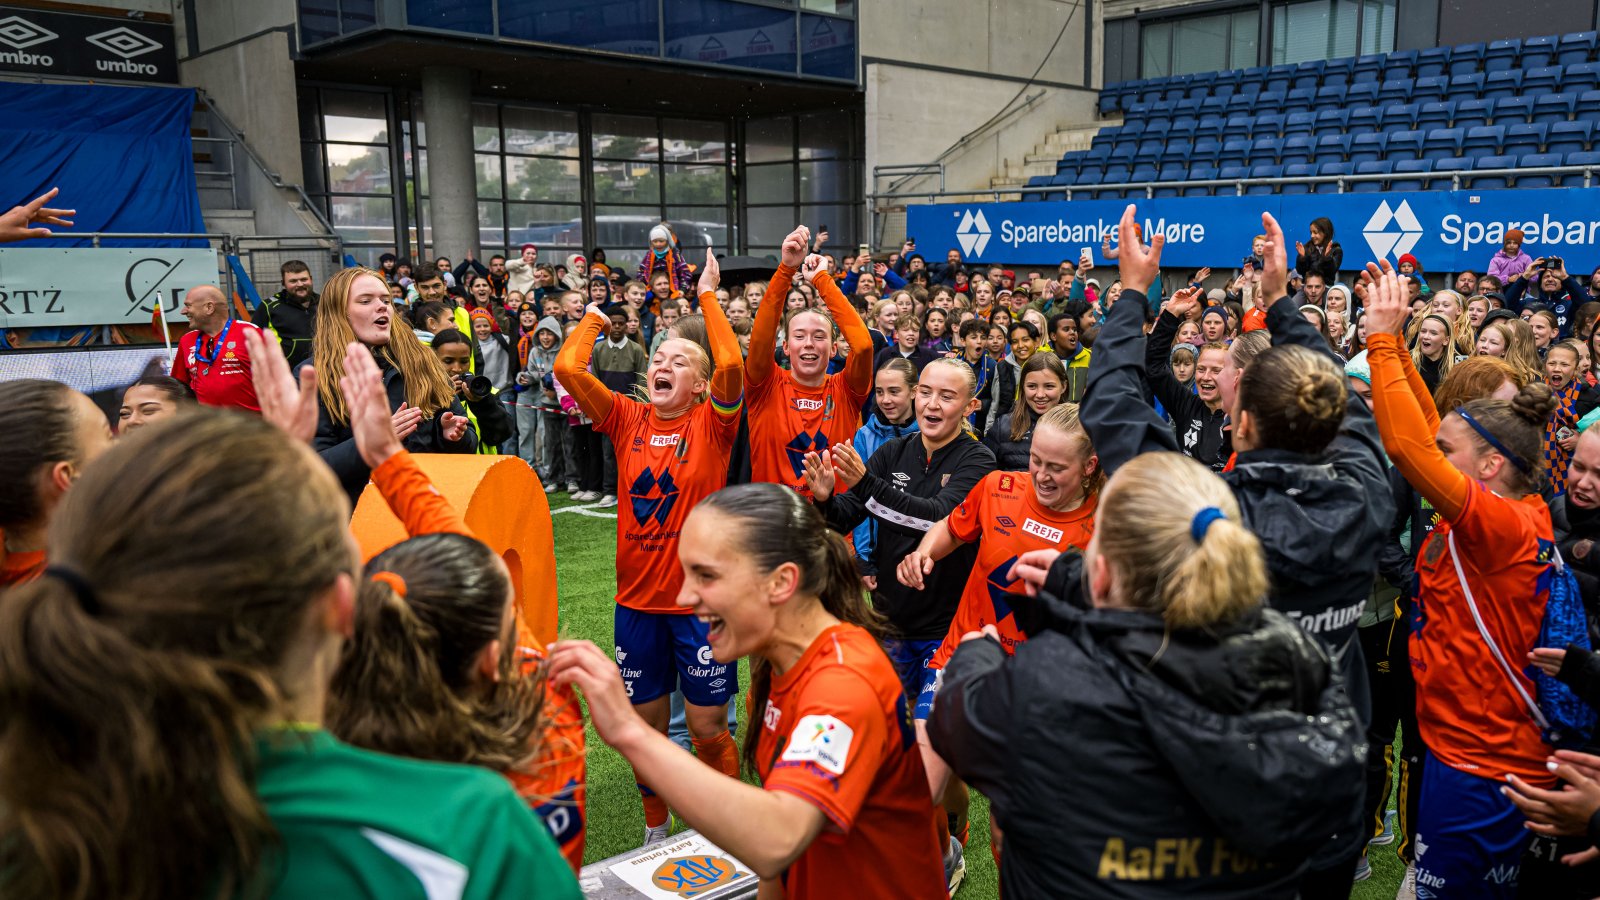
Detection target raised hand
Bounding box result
[1360,260,1407,338]
[341,341,405,468]
[897,550,935,590]
[802,449,837,501]
[780,226,812,268]
[800,253,827,285]
[246,327,318,444]
[1115,205,1165,296]
[0,187,74,243]
[698,247,721,295]
[1260,212,1291,304]
[829,442,867,488]
[1165,286,1202,319]
[549,640,650,749]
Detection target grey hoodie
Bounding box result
[524,316,564,410]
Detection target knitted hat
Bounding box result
[1397,253,1421,270]
[1170,342,1198,362]
[650,224,672,243]
[520,242,537,253]
[469,308,494,329]
[1507,229,1525,242]
[1201,306,1228,323]
[1344,350,1372,386]
[1206,288,1227,304]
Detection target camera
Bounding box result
[1545,256,1564,271]
[466,375,493,399]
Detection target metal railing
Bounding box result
[194,88,337,235]
[192,135,239,209]
[867,162,1600,204]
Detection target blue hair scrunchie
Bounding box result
[1190,507,1226,543]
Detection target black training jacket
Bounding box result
[1145,308,1230,472]
[817,432,996,640]
[254,290,319,369]
[928,551,1366,899]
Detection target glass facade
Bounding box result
[298,0,857,84]
[1271,0,1395,65]
[1140,8,1260,78]
[299,86,862,268]
[1127,0,1396,78]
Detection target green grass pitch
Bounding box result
[549,493,1402,899]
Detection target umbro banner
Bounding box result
[0,5,177,83]
[905,188,1600,273]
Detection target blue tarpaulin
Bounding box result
[0,82,203,248]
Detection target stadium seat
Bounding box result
[1222,116,1253,141]
[1559,32,1598,67]
[1532,93,1577,124]
[1266,64,1296,93]
[1144,118,1171,138]
[1280,163,1317,194]
[1315,108,1350,132]
[1453,98,1494,130]
[1192,138,1223,164]
[1429,157,1472,189]
[1110,139,1137,159]
[1219,140,1252,167]
[1171,114,1199,133]
[1384,50,1418,82]
[1484,38,1522,73]
[1517,153,1566,188]
[1255,113,1286,138]
[1351,54,1386,85]
[1346,82,1380,105]
[1315,84,1349,107]
[1349,132,1387,163]
[1161,85,1188,104]
[1218,164,1252,187]
[1413,75,1450,103]
[1524,66,1562,95]
[1422,128,1466,161]
[1523,35,1558,69]
[1199,95,1230,118]
[1078,163,1105,182]
[1291,60,1325,92]
[1416,101,1456,129]
[1579,90,1600,118]
[1279,134,1313,164]
[1103,162,1131,183]
[1449,43,1486,77]
[1285,88,1317,111]
[1416,46,1452,79]
[1184,82,1212,102]
[1094,186,1127,199]
[1391,159,1433,191]
[1562,151,1600,187]
[1195,117,1224,141]
[1257,90,1287,110]
[1313,133,1351,161]
[1323,57,1355,85]
[1484,70,1522,100]
[1226,94,1256,115]
[1504,122,1547,155]
[1567,62,1600,94]
[1249,138,1283,164]
[1447,73,1485,99]
[1463,125,1506,155]
[1184,165,1219,196]
[1349,105,1384,130]
[1548,120,1593,156]
[1352,160,1393,192]
[1494,96,1534,124]
[1382,103,1421,130]
[1155,165,1188,197]
[1131,162,1161,181]
[1471,155,1518,189]
[1387,130,1426,159]
[1212,82,1238,102]
[1099,92,1121,117]
[1316,161,1353,193]
[1284,111,1317,136]
[1159,141,1193,164]
[1377,78,1414,105]
[1245,164,1281,195]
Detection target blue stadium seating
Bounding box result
[1316,162,1353,193]
[1448,72,1484,98]
[1316,83,1349,106]
[1524,65,1562,94]
[1314,133,1351,160]
[1283,135,1317,164]
[1184,166,1219,196]
[1533,93,1577,124]
[1569,62,1600,93]
[1549,121,1593,156]
[1484,69,1522,99]
[1518,153,1566,188]
[1280,163,1317,194]
[1416,101,1455,129]
[1378,78,1414,105]
[1560,32,1598,67]
[1385,50,1418,81]
[1351,54,1386,84]
[1422,128,1465,161]
[1291,60,1325,91]
[1524,35,1558,69]
[1388,130,1426,158]
[1284,112,1317,136]
[1453,98,1494,129]
[1248,139,1282,164]
[1350,133,1386,163]
[1349,105,1383,130]
[1473,154,1519,189]
[1564,151,1600,186]
[1463,125,1505,155]
[1494,95,1534,123]
[1246,164,1282,194]
[1391,159,1433,191]
[1416,47,1452,78]
[1504,123,1547,155]
[1382,103,1420,129]
[1430,157,1472,188]
[1485,39,1522,73]
[1352,160,1393,192]
[1315,109,1350,132]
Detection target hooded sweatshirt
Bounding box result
[522,316,564,410]
[927,550,1366,899]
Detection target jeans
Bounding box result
[498,392,518,455]
[515,397,544,471]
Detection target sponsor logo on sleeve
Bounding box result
[781,714,855,775]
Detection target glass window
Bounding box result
[747,162,795,204]
[508,203,584,248]
[1360,0,1396,56]
[1142,21,1172,78]
[1271,0,1359,65]
[478,201,506,251]
[801,0,855,14]
[298,0,340,45]
[330,196,395,243]
[665,0,796,75]
[799,204,855,247]
[664,118,727,160]
[407,0,492,34]
[340,0,377,32]
[800,13,856,81]
[1172,15,1230,75]
[415,147,428,196]
[322,90,388,144]
[593,113,660,161]
[503,107,579,157]
[665,163,727,204]
[505,156,581,203]
[473,104,500,151]
[798,160,850,204]
[666,208,730,253]
[1140,8,1260,77]
[594,160,662,204]
[593,207,662,253]
[1231,9,1260,69]
[327,144,391,192]
[747,206,797,247]
[746,117,794,163]
[499,0,662,56]
[798,111,851,160]
[476,153,503,198]
[301,143,327,195]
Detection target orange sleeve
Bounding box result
[747,263,798,386]
[761,666,888,834]
[370,449,473,538]
[946,474,991,544]
[1392,336,1440,433]
[698,290,744,417]
[814,271,874,397]
[552,310,614,423]
[1367,333,1467,520]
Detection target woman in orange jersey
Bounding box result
[550,482,947,900]
[0,378,114,588]
[554,249,745,846]
[1364,260,1564,897]
[897,402,1102,862]
[745,226,873,496]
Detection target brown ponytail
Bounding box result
[696,483,884,774]
[326,532,545,772]
[0,411,355,900]
[1237,344,1347,455]
[1455,380,1558,494]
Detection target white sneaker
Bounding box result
[565,482,580,494]
[1353,855,1372,882]
[1370,808,1397,845]
[944,835,966,897]
[543,481,559,494]
[643,822,670,847]
[1396,862,1417,900]
[574,490,598,502]
[597,494,618,508]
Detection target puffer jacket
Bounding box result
[983,409,1036,471]
[928,550,1366,899]
[850,409,918,573]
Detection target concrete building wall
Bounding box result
[861,0,1101,218]
[178,27,302,186]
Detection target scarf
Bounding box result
[1546,378,1581,495]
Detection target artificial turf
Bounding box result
[550,492,1402,899]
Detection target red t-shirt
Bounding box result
[1412,483,1556,785]
[597,394,738,612]
[746,368,868,497]
[753,623,946,900]
[929,472,1098,670]
[170,320,262,412]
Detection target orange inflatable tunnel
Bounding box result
[351,454,558,645]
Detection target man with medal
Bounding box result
[170,285,262,413]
